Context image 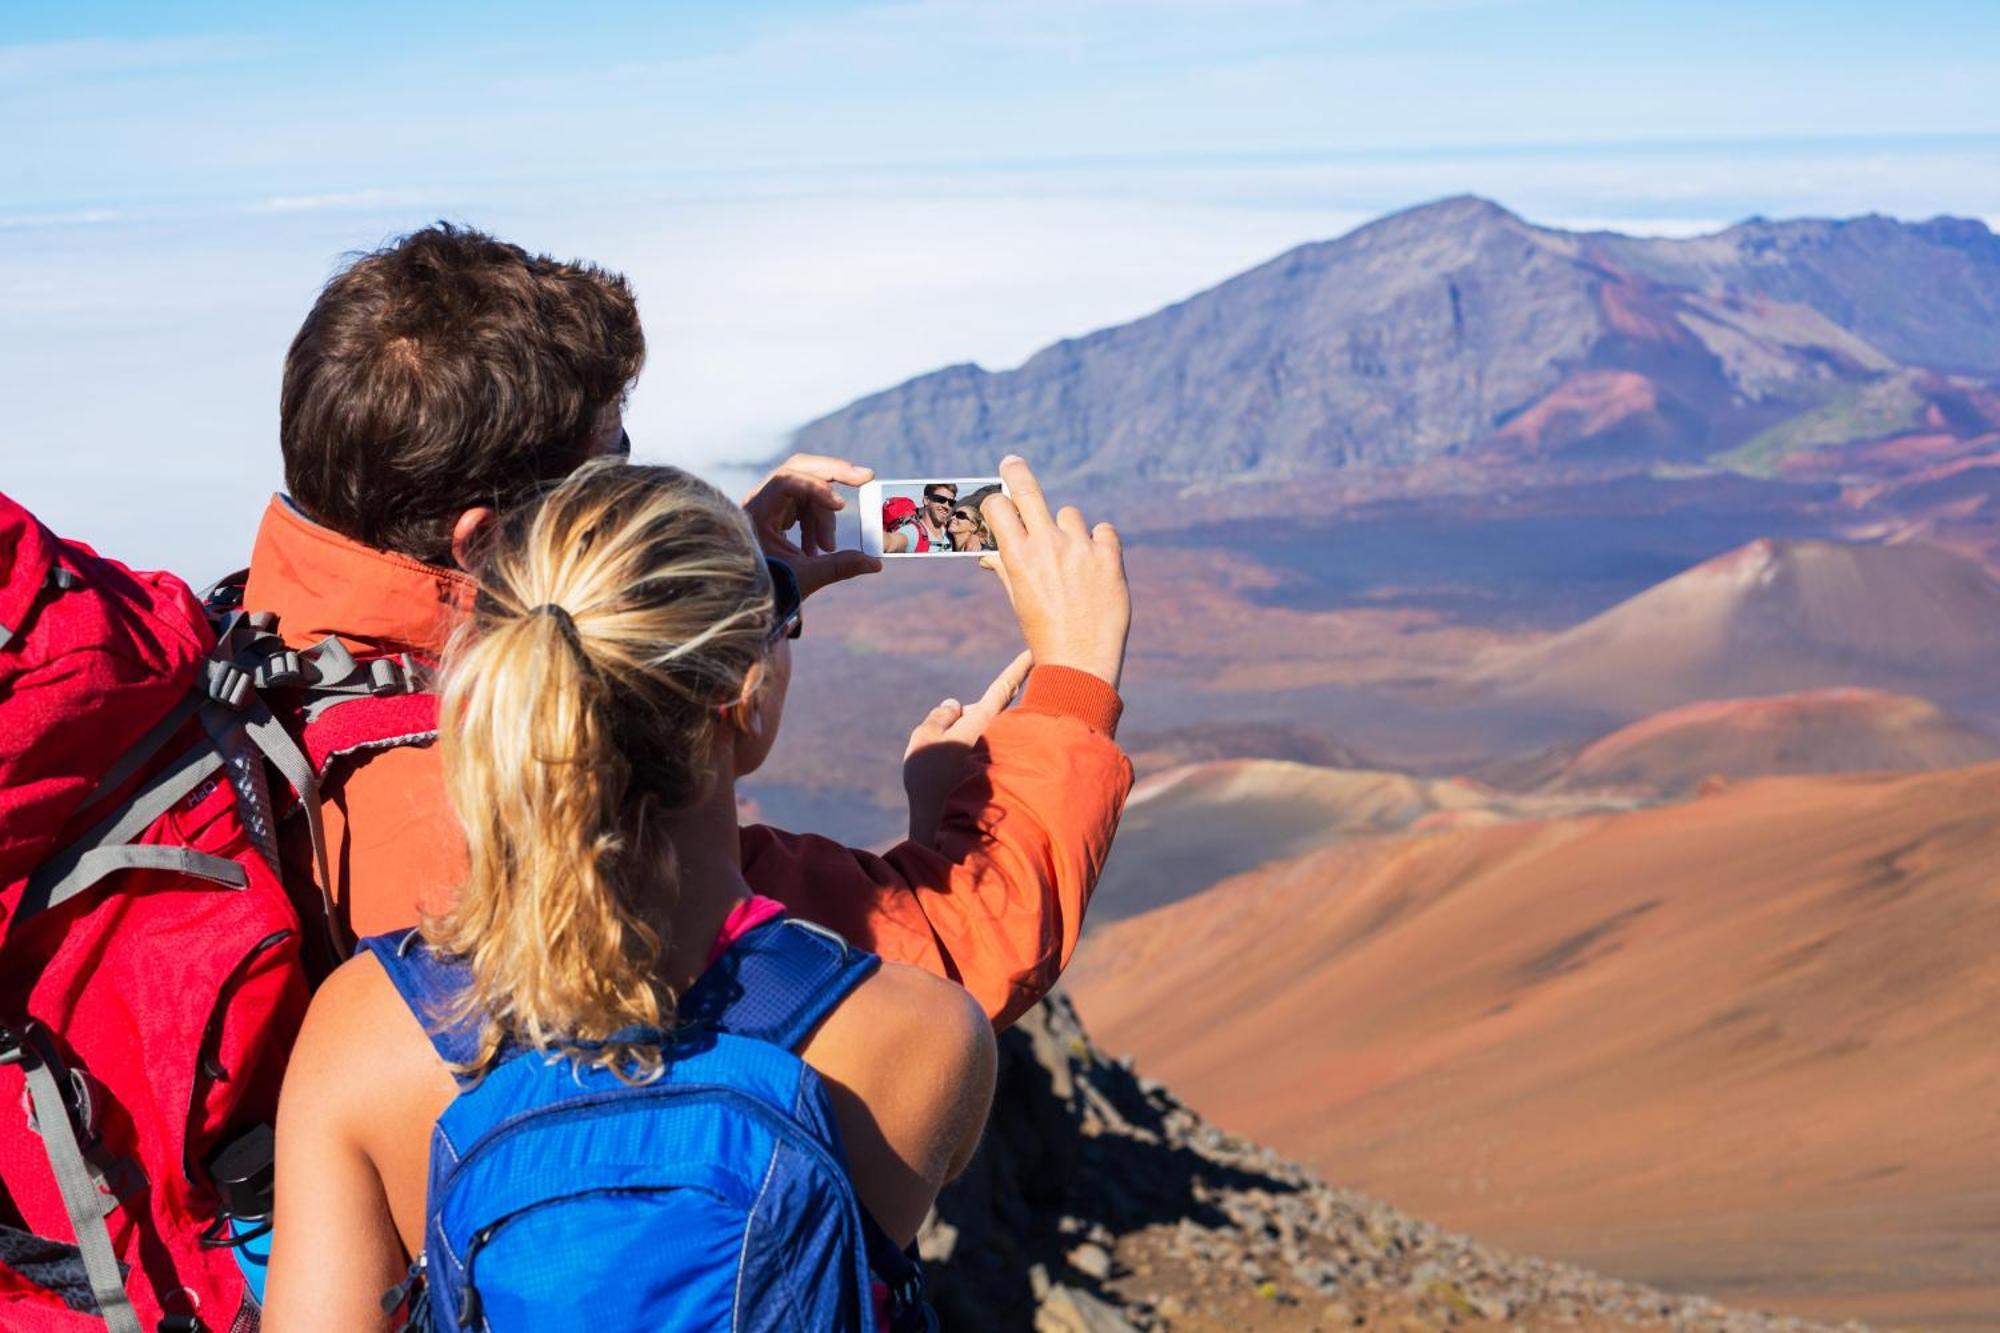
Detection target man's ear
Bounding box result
[449,507,499,572]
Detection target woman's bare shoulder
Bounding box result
[284,950,454,1130]
[803,960,993,1105]
[839,961,991,1055]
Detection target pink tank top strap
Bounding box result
[703,893,788,970]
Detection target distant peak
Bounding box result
[1393,194,1523,226]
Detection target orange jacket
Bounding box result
[241,497,1131,1027]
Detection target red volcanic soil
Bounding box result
[1069,763,2000,1327]
[1547,687,2000,793]
[1476,537,2000,717]
[1595,270,1686,344]
[1494,371,1662,456]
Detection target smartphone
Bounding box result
[859,477,1010,557]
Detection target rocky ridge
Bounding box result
[787,196,2000,487]
[921,995,1865,1333]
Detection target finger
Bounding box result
[1056,504,1089,540]
[951,650,1034,739]
[795,548,883,598]
[977,549,1014,599]
[997,455,1053,532]
[905,699,960,752]
[976,649,1034,715]
[981,491,1029,554]
[1093,520,1123,562]
[769,453,875,487]
[813,499,838,556]
[754,472,845,521]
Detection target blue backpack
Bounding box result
[363,915,933,1331]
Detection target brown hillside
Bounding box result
[1474,538,2000,716]
[1092,760,1634,926]
[1547,688,2000,793]
[1069,763,2000,1328]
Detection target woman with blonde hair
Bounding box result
[947,484,1001,552]
[262,461,1040,1330]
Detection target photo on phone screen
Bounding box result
[860,478,1009,557]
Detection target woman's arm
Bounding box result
[803,963,998,1245]
[263,958,417,1333]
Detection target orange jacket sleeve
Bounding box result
[741,666,1133,1028]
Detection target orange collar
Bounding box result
[241,496,475,658]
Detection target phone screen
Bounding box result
[861,478,1008,557]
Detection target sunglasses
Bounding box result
[924,492,954,505]
[949,509,978,525]
[765,556,803,644]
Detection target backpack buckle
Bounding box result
[367,657,406,695]
[203,660,253,710]
[255,650,305,690]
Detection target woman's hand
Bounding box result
[979,456,1130,688]
[741,453,883,598]
[902,651,1033,846]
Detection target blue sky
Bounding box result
[5,0,1999,572]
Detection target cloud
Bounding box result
[0,33,265,83]
[0,207,123,230]
[250,189,413,214]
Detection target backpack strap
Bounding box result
[678,919,934,1327]
[362,915,880,1086]
[679,916,881,1052]
[0,1025,142,1333]
[359,929,487,1086]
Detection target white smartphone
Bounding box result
[859,477,1010,557]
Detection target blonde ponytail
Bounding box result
[427,461,775,1078]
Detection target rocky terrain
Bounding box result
[923,994,1866,1333]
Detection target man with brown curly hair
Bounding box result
[248,223,1132,1027]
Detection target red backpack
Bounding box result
[0,492,436,1333]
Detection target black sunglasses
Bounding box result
[765,557,803,644]
[924,491,954,504]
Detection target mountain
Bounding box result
[1090,760,1634,926]
[1538,688,2000,794]
[787,197,2000,486]
[924,993,1863,1332]
[1472,537,2000,717]
[1067,762,2000,1329]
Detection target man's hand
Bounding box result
[979,456,1130,688]
[742,453,882,598]
[903,650,1033,847]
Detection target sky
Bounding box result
[4,0,1999,574]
